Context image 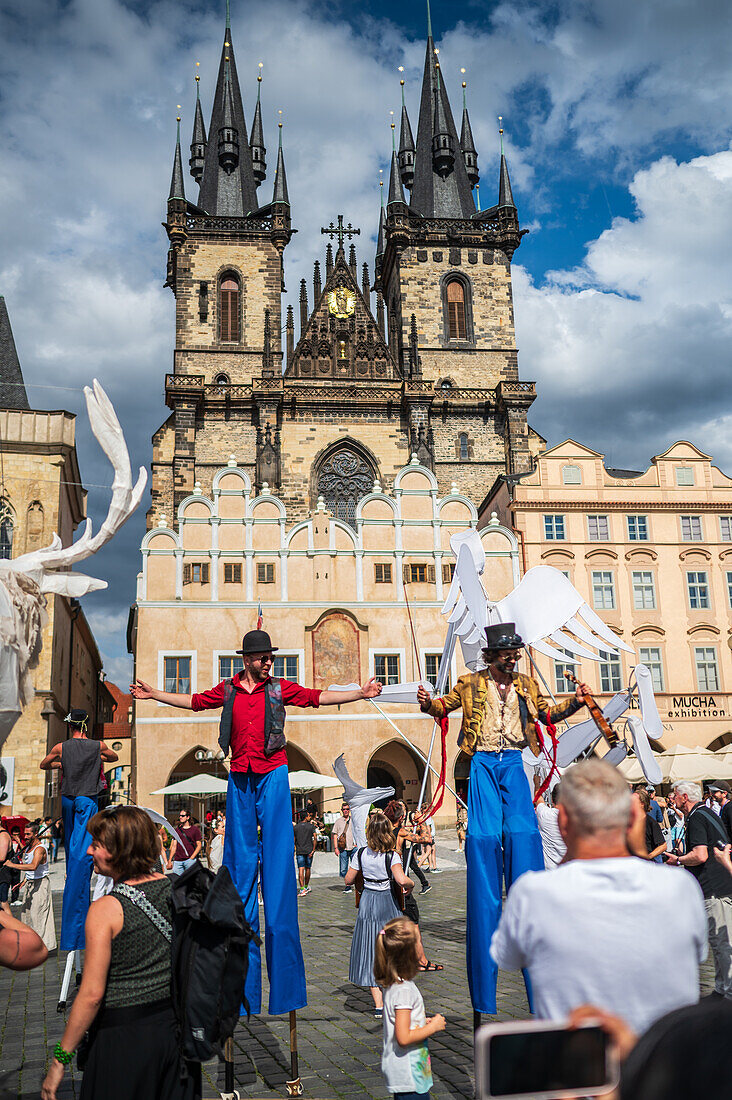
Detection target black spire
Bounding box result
[250,67,266,187]
[387,124,407,207]
[498,119,515,208]
[410,11,475,219]
[0,298,30,410]
[169,116,186,201]
[398,79,415,190]
[197,9,259,216]
[189,71,207,183]
[460,81,479,189]
[272,123,289,205]
[375,180,386,261]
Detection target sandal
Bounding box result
[419,960,444,972]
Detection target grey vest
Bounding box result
[218,677,286,759]
[61,737,103,798]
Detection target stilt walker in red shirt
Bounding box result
[131,629,382,1019]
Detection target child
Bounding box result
[374,917,446,1099]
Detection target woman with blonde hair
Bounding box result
[345,811,413,1018]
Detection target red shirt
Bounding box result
[191,675,321,773]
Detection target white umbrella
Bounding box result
[288,769,343,793]
[151,773,229,796]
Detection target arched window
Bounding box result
[446,279,467,340]
[219,275,240,343]
[25,501,44,550]
[459,433,469,460]
[316,447,375,529]
[0,503,13,560]
[214,372,230,385]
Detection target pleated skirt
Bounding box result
[349,888,401,987]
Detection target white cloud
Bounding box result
[513,147,732,470]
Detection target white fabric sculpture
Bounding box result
[0,380,147,749]
[333,753,394,850]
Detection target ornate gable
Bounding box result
[288,252,398,381]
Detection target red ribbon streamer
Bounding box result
[533,709,559,805]
[419,716,450,820]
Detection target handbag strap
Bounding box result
[114,883,172,943]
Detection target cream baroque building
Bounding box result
[481,440,732,753]
[130,458,521,820]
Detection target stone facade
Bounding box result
[480,439,732,753]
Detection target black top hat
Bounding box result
[484,623,524,651]
[65,709,89,726]
[236,629,279,655]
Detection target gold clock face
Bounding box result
[328,286,356,319]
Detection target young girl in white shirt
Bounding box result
[374,917,446,1100]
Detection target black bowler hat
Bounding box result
[236,629,279,655]
[484,623,524,651]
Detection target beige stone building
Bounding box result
[480,439,732,753]
[0,297,112,820]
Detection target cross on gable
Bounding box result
[321,214,360,251]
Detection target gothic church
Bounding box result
[152,5,543,529]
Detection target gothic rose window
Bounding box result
[317,448,374,528]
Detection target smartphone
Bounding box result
[715,840,728,851]
[475,1018,619,1100]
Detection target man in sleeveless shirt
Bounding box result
[40,709,118,950]
[131,628,383,1016]
[417,623,589,1016]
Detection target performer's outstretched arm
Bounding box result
[130,679,193,709]
[319,677,382,706]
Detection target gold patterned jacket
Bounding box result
[426,670,584,757]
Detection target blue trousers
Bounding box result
[223,766,306,1016]
[466,751,543,1014]
[60,794,97,951]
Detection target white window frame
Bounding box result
[272,650,304,682]
[213,651,244,684]
[687,570,710,611]
[157,650,197,705]
[627,515,649,541]
[562,465,582,485]
[694,647,719,692]
[631,570,657,610]
[681,515,703,542]
[727,570,732,609]
[720,516,732,541]
[591,570,616,610]
[369,648,406,686]
[544,514,566,540]
[587,515,610,541]
[598,650,623,693]
[553,648,578,695]
[638,647,665,692]
[675,466,694,487]
[420,649,456,693]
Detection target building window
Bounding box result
[164,656,191,694]
[687,571,710,610]
[183,562,209,585]
[627,515,649,541]
[375,654,401,685]
[554,648,578,694]
[0,503,13,560]
[720,516,732,541]
[592,570,616,610]
[257,562,275,584]
[273,654,299,680]
[219,655,244,680]
[405,563,434,584]
[544,515,566,540]
[424,653,450,692]
[562,465,582,485]
[374,563,392,584]
[219,275,240,342]
[681,515,703,541]
[214,372,230,385]
[458,433,469,460]
[445,278,467,340]
[598,650,622,693]
[638,647,665,692]
[317,446,375,529]
[442,562,455,583]
[675,466,694,486]
[223,563,242,584]
[695,647,719,692]
[587,515,610,541]
[632,571,656,610]
[727,571,732,609]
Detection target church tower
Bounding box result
[376,10,542,498]
[154,5,293,521]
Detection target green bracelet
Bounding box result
[53,1041,74,1066]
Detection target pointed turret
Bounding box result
[169,116,186,201]
[250,66,266,187]
[197,7,259,217]
[0,297,30,410]
[272,123,290,206]
[387,124,407,207]
[376,179,386,262]
[498,120,516,209]
[325,243,334,279]
[189,71,207,183]
[409,3,475,219]
[460,81,479,189]
[398,79,415,190]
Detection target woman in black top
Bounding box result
[41,806,200,1100]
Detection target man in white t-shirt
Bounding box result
[491,759,707,1035]
[533,778,566,870]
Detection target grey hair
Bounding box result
[672,780,702,804]
[558,760,632,834]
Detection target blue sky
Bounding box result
[0,0,730,686]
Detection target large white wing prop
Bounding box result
[333,753,395,849]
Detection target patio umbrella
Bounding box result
[617,744,732,785]
[287,770,343,794]
[151,774,229,796]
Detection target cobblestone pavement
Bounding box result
[0,836,716,1100]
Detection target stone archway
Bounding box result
[367,739,426,812]
[163,746,229,821]
[708,732,732,753]
[287,742,331,817]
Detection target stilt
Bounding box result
[473,1009,482,1036]
[219,1035,240,1100]
[57,950,78,1012]
[286,1009,303,1096]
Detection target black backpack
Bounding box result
[170,862,259,1063]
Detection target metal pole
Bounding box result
[57,950,76,1012]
